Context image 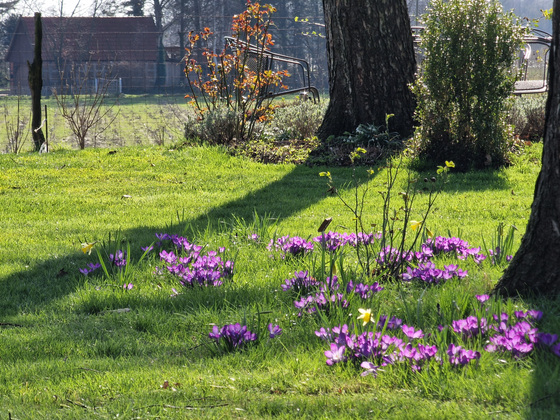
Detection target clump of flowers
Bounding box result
[288,276,350,317]
[402,262,467,285]
[318,296,560,378]
[109,250,127,268]
[317,321,457,375]
[79,262,101,276]
[209,323,257,352]
[267,235,314,258]
[209,322,282,353]
[153,234,234,288]
[346,280,384,299]
[281,270,320,294]
[313,231,345,252]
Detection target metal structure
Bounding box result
[224,36,320,103]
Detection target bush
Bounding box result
[184,107,240,146]
[507,95,546,142]
[268,99,325,141]
[412,0,525,170]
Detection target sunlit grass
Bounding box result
[1,142,558,418]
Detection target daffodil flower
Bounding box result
[81,242,97,255]
[410,220,422,231]
[445,161,455,168]
[357,308,372,326]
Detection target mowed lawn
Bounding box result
[1,143,559,419]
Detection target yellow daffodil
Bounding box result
[445,161,455,168]
[355,147,367,154]
[357,308,372,326]
[319,171,331,177]
[81,242,97,255]
[410,220,422,231]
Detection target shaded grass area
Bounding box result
[1,143,559,418]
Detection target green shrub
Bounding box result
[507,95,546,142]
[268,99,325,141]
[412,0,525,170]
[184,107,240,146]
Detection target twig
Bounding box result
[65,399,90,409]
[0,322,23,328]
[134,403,229,411]
[529,392,559,406]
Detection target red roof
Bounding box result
[10,16,158,62]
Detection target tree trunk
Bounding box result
[317,0,416,139]
[27,12,46,151]
[493,0,560,297]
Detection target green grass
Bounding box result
[1,142,559,419]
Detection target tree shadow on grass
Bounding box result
[0,160,524,320]
[0,163,370,318]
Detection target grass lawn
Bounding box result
[1,142,559,419]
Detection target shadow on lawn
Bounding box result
[0,163,371,317]
[0,160,519,319]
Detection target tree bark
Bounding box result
[493,0,560,297]
[317,0,416,139]
[27,12,46,151]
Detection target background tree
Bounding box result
[317,0,416,139]
[27,12,46,151]
[0,13,19,88]
[494,0,560,297]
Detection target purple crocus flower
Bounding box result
[79,262,101,276]
[325,343,346,366]
[360,361,379,377]
[268,323,282,339]
[475,294,490,303]
[109,250,127,267]
[402,324,424,340]
[537,333,558,347]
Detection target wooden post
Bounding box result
[27,12,46,151]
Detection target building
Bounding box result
[4,16,167,95]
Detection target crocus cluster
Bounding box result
[281,270,321,294]
[209,322,282,353]
[346,280,384,300]
[79,262,101,276]
[267,235,314,258]
[447,344,481,366]
[287,276,351,317]
[209,323,257,351]
[318,322,480,376]
[283,273,385,316]
[154,234,234,288]
[451,316,488,339]
[449,308,560,360]
[311,231,379,252]
[109,250,127,267]
[402,262,467,285]
[162,249,234,288]
[481,310,560,359]
[423,236,484,261]
[294,291,349,316]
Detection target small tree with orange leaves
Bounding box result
[184,2,289,143]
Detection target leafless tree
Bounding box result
[52,61,119,149]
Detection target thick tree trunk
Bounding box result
[27,12,46,151]
[493,0,560,297]
[317,0,416,139]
